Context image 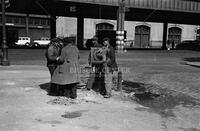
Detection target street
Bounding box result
[0,49,200,131]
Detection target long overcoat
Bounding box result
[51,44,80,85]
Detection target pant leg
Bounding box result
[48,65,57,77]
[104,67,113,96]
[86,72,95,90]
[112,71,118,90]
[49,83,58,96]
[70,84,77,99]
[64,85,71,98]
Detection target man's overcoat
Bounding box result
[51,44,80,85]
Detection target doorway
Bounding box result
[168,27,182,46]
[135,25,150,48]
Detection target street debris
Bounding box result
[47,89,102,106]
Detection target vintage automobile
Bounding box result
[33,37,50,47]
[176,40,200,51]
[15,37,31,46]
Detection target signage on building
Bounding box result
[69,6,77,12]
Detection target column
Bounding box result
[1,0,10,66]
[50,16,56,39]
[77,16,84,49]
[116,0,125,53]
[25,14,29,37]
[162,22,168,50]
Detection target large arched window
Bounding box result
[196,29,200,40]
[96,23,114,31]
[168,27,182,45]
[135,25,151,48]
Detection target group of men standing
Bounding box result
[45,36,118,99]
[45,37,80,99]
[87,37,118,98]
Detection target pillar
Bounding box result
[50,16,56,39]
[116,0,125,53]
[77,16,84,49]
[25,14,29,37]
[1,0,10,66]
[162,22,168,50]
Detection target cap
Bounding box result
[50,37,60,43]
[102,37,110,42]
[51,37,62,43]
[63,37,73,44]
[92,36,98,40]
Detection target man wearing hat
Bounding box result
[92,36,102,47]
[102,37,118,98]
[51,37,80,99]
[45,37,64,95]
[87,36,104,91]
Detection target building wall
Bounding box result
[18,28,50,42]
[0,13,51,46]
[181,24,196,40]
[150,22,163,47]
[124,20,134,40]
[56,17,199,48]
[56,17,77,37]
[84,18,96,39]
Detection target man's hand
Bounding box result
[56,57,64,64]
[106,58,111,63]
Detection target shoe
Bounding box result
[103,94,111,98]
[48,92,58,96]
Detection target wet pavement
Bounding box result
[122,80,200,118]
[0,49,200,131]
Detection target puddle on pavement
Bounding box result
[35,118,63,124]
[79,125,100,130]
[123,80,200,118]
[180,127,200,131]
[61,110,88,119]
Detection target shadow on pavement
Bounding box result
[122,80,200,118]
[39,82,51,94]
[183,57,200,62]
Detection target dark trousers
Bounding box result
[47,65,57,77]
[49,83,59,96]
[47,65,58,95]
[89,64,106,95]
[63,83,77,99]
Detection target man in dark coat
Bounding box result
[45,37,64,95]
[46,38,64,77]
[102,37,118,98]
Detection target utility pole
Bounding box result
[1,0,10,66]
[116,0,126,53]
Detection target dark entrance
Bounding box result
[97,30,116,48]
[168,27,182,46]
[135,25,150,48]
[96,22,116,47]
[0,27,18,48]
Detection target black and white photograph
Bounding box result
[0,0,200,131]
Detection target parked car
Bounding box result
[176,40,200,51]
[15,37,31,46]
[33,37,50,47]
